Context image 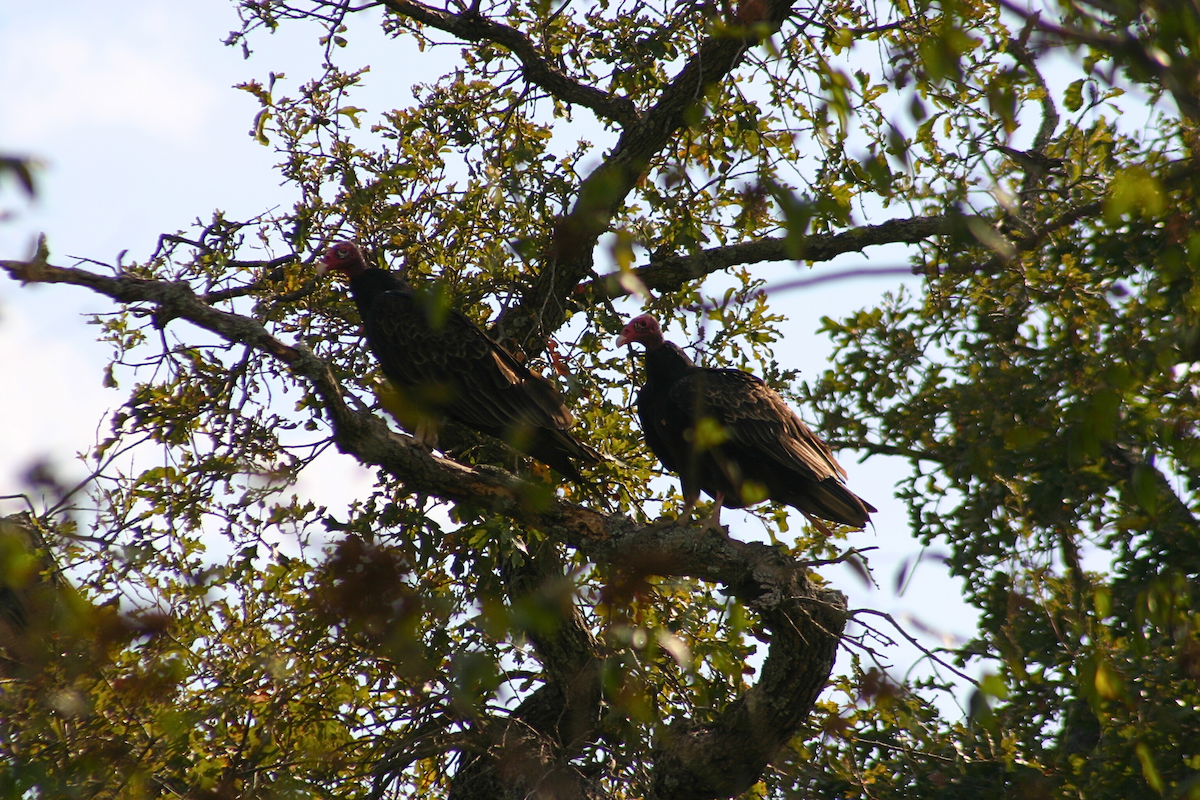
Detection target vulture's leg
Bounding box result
[414,417,439,450]
[643,495,698,530]
[694,493,726,533]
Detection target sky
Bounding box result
[0,1,981,710]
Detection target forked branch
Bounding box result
[2,255,846,800]
[378,0,639,126]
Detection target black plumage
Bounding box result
[617,314,875,528]
[320,241,600,480]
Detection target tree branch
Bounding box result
[445,542,605,800]
[998,35,1064,210]
[447,688,604,800]
[502,0,799,351]
[3,256,845,799]
[998,0,1200,123]
[500,541,602,751]
[651,563,846,799]
[1102,441,1200,576]
[378,0,638,126]
[583,214,960,300]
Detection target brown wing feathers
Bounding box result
[621,314,875,528]
[321,242,599,480]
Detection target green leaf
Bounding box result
[1105,166,1165,222]
[252,108,271,145]
[1064,78,1085,112]
[1136,742,1165,794]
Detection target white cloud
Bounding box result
[1,6,221,147]
[0,301,117,516]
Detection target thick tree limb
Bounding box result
[652,589,844,799]
[447,690,605,800]
[378,0,638,126]
[500,542,602,751]
[444,542,605,800]
[502,0,799,352]
[583,215,960,300]
[3,257,845,799]
[446,536,846,800]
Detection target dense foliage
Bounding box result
[3,0,1200,797]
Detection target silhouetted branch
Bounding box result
[998,0,1200,123]
[503,0,800,352]
[378,0,638,126]
[2,256,846,800]
[851,608,979,688]
[1102,441,1200,576]
[584,215,958,300]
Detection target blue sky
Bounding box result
[0,0,981,711]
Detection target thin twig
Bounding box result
[851,608,979,687]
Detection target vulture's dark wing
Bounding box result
[669,368,846,483]
[363,292,570,430]
[636,381,691,477]
[362,289,599,477]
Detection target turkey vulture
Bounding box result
[319,241,600,480]
[617,314,875,529]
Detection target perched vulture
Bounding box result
[319,241,600,480]
[617,314,875,529]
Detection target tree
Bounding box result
[3,0,1200,797]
